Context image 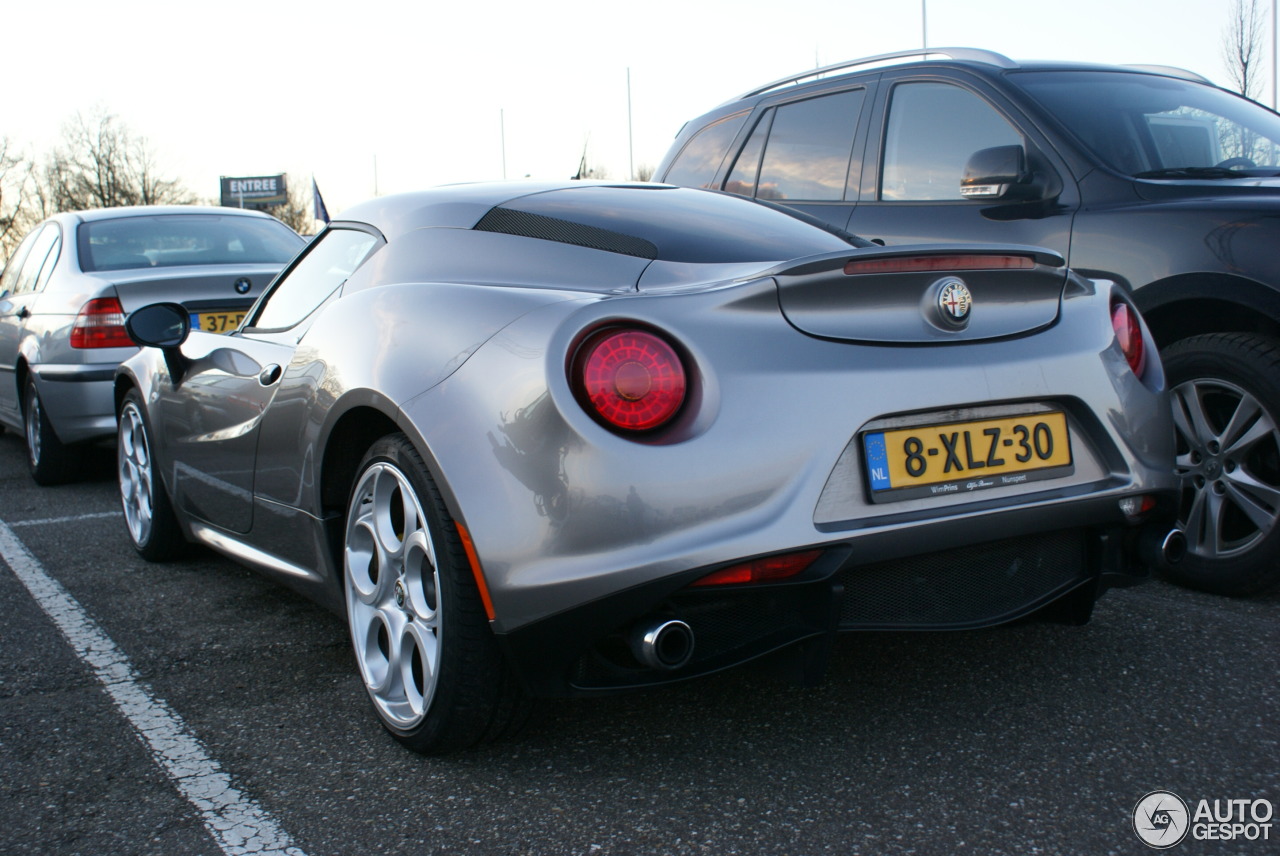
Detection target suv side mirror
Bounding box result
[961,145,1036,200]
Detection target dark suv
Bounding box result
[657,48,1280,596]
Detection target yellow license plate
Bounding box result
[863,411,1073,502]
[191,311,245,333]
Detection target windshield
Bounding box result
[78,213,304,273]
[1009,70,1280,177]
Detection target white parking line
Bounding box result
[0,519,307,856]
[9,510,122,527]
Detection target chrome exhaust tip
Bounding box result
[1161,528,1187,565]
[629,619,695,671]
[1139,525,1187,569]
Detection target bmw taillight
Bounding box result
[1110,298,1146,377]
[70,297,133,349]
[574,328,686,432]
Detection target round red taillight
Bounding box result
[576,329,686,432]
[1111,299,1146,377]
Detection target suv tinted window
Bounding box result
[1009,70,1280,174]
[881,82,1021,200]
[663,112,749,189]
[728,90,865,201]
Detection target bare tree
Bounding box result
[633,163,655,182]
[261,179,322,235]
[1223,0,1268,100]
[0,138,37,259]
[43,110,194,212]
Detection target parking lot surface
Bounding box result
[0,432,1276,855]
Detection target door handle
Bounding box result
[258,364,282,386]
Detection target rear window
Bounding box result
[487,185,860,264]
[78,214,304,273]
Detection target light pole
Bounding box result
[627,68,635,181]
[500,109,507,181]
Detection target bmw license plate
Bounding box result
[190,311,245,334]
[863,411,1073,503]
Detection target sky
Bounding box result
[2,0,1270,219]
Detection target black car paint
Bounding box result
[656,61,1280,347]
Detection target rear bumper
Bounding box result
[29,363,119,444]
[497,497,1176,698]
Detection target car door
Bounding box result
[156,225,380,533]
[844,71,1078,258]
[0,223,61,423]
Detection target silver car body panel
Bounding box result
[116,182,1177,691]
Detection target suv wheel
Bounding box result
[1163,333,1280,596]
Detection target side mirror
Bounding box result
[125,302,190,349]
[960,145,1034,200]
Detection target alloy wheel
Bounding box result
[1171,377,1280,559]
[345,461,443,730]
[117,402,155,548]
[24,392,41,467]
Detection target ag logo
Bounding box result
[1133,790,1190,849]
[931,276,972,329]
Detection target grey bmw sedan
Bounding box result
[0,205,304,483]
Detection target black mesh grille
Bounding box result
[570,591,812,689]
[838,530,1087,628]
[474,207,658,259]
[680,592,807,655]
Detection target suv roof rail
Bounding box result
[735,47,1019,100]
[1122,64,1214,85]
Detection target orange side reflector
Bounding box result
[455,523,495,621]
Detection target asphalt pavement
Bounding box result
[0,430,1276,856]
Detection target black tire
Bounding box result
[24,376,81,485]
[117,389,187,561]
[343,433,530,754]
[1163,333,1280,596]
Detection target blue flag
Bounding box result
[312,178,330,224]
